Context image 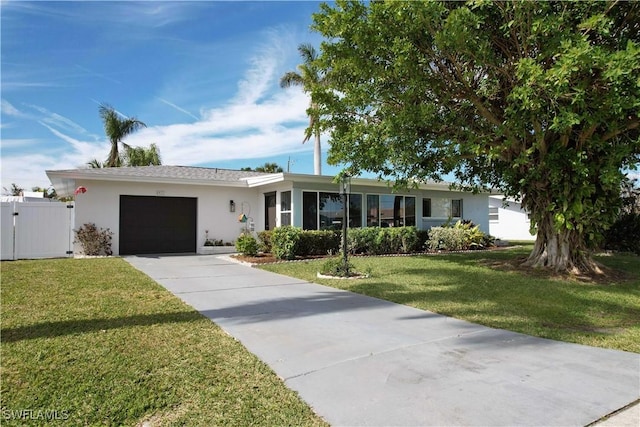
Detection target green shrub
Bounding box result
[319,257,355,277]
[257,230,273,253]
[603,213,640,254]
[427,221,492,251]
[427,226,468,251]
[347,227,380,254]
[271,226,302,260]
[298,230,341,256]
[416,229,430,251]
[347,226,419,255]
[74,223,113,256]
[235,233,258,256]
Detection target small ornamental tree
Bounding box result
[311,0,640,274]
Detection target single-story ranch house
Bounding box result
[46,166,490,256]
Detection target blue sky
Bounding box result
[1,0,347,191]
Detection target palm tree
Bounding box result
[255,162,284,173]
[99,104,147,167]
[123,143,162,166]
[280,43,324,175]
[87,158,104,168]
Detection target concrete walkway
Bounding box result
[125,254,640,427]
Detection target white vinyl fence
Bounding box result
[1,201,74,260]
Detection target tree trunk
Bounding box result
[106,142,120,168]
[523,212,602,275]
[313,131,322,175]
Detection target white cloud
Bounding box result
[25,103,95,137]
[1,26,315,190]
[124,27,311,165]
[157,98,200,120]
[1,99,26,117]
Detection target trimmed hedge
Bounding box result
[298,230,341,256]
[271,226,302,260]
[264,224,491,259]
[347,226,421,255]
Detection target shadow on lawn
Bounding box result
[344,259,640,339]
[1,311,200,343]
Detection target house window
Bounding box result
[319,192,343,230]
[303,191,317,230]
[452,199,463,218]
[369,195,416,227]
[422,198,432,218]
[405,196,416,226]
[489,206,499,221]
[281,191,291,226]
[367,195,379,227]
[302,191,362,230]
[349,194,363,228]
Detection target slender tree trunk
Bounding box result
[313,131,322,175]
[523,212,601,275]
[106,142,120,167]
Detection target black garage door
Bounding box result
[120,195,197,255]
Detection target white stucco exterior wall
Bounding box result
[72,180,261,255]
[488,196,536,241]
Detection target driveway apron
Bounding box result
[125,254,640,427]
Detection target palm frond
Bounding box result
[279,71,303,88]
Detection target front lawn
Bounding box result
[260,247,640,353]
[0,258,326,427]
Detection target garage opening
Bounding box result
[119,195,197,255]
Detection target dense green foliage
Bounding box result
[311,0,640,273]
[298,230,341,256]
[235,233,259,256]
[347,226,422,254]
[320,257,356,277]
[604,213,640,255]
[271,226,303,260]
[257,230,273,253]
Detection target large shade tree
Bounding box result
[99,104,147,167]
[311,0,639,274]
[280,43,326,175]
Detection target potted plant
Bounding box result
[199,230,236,255]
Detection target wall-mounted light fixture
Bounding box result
[230,200,236,212]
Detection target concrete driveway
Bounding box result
[125,254,639,427]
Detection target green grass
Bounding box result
[1,258,326,427]
[260,246,640,353]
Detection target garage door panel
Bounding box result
[120,196,196,255]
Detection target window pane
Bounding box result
[489,207,499,221]
[349,194,362,228]
[432,198,450,217]
[452,199,463,218]
[422,198,432,217]
[366,195,379,227]
[302,192,317,230]
[319,192,343,230]
[281,191,291,211]
[380,195,395,227]
[405,197,416,226]
[394,196,404,227]
[281,213,291,226]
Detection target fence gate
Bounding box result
[1,202,74,260]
